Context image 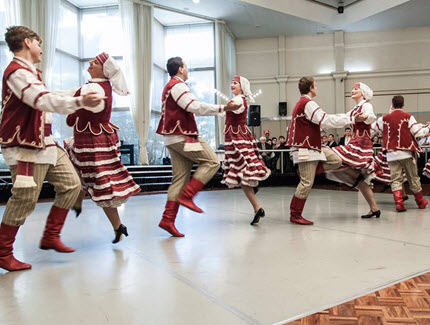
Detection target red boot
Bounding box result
[290,195,314,225]
[40,206,75,253]
[414,191,428,209]
[0,223,32,271]
[393,190,406,212]
[159,201,184,237]
[177,178,205,213]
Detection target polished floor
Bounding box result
[1,187,430,325]
[288,271,430,325]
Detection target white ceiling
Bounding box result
[310,0,363,8]
[154,7,209,26]
[68,0,430,39]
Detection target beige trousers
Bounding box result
[389,157,422,193]
[2,147,81,226]
[295,147,342,199]
[166,139,220,201]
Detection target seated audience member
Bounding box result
[372,135,382,148]
[272,137,278,148]
[328,134,337,148]
[276,136,291,172]
[257,136,274,170]
[322,135,328,147]
[338,127,352,145]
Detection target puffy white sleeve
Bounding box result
[6,69,86,114]
[231,96,246,115]
[361,102,377,125]
[51,88,79,97]
[304,101,354,129]
[79,83,106,113]
[409,115,429,138]
[171,82,224,116]
[372,117,383,135]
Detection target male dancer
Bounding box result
[287,76,366,225]
[156,57,240,237]
[0,26,103,272]
[374,95,429,211]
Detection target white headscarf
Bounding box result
[96,52,130,96]
[234,75,255,103]
[354,82,373,101]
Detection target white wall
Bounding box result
[236,27,430,139]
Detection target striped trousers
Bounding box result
[2,147,81,226]
[166,139,220,201]
[389,157,422,193]
[295,147,342,199]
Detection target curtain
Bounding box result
[119,0,153,165]
[5,0,21,29]
[215,20,236,146]
[1,0,21,64]
[20,0,59,88]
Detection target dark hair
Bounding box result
[328,134,334,137]
[345,127,351,131]
[298,76,315,95]
[167,57,184,77]
[392,95,404,109]
[279,136,285,140]
[5,26,42,52]
[272,137,277,141]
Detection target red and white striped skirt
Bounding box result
[222,126,270,188]
[65,131,141,208]
[373,151,391,184]
[423,159,430,178]
[332,136,378,175]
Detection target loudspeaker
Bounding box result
[247,105,261,127]
[279,102,287,116]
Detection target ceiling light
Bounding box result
[192,0,200,3]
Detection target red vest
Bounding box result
[382,109,421,153]
[156,77,198,136]
[287,96,322,151]
[224,96,247,132]
[66,81,119,135]
[350,104,371,139]
[0,61,45,149]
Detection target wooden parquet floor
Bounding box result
[287,272,430,325]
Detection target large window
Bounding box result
[79,6,137,163]
[149,9,216,164]
[52,1,80,145]
[50,2,138,164]
[165,23,216,149]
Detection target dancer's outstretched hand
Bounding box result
[225,100,241,111]
[82,92,107,107]
[355,113,367,122]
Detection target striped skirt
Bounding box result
[423,160,430,178]
[65,130,141,208]
[222,126,271,188]
[331,136,376,174]
[373,151,391,184]
[326,136,382,186]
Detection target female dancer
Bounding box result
[326,82,381,218]
[222,76,271,225]
[66,52,141,243]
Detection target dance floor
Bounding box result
[1,187,430,325]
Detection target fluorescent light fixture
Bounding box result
[192,0,200,3]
